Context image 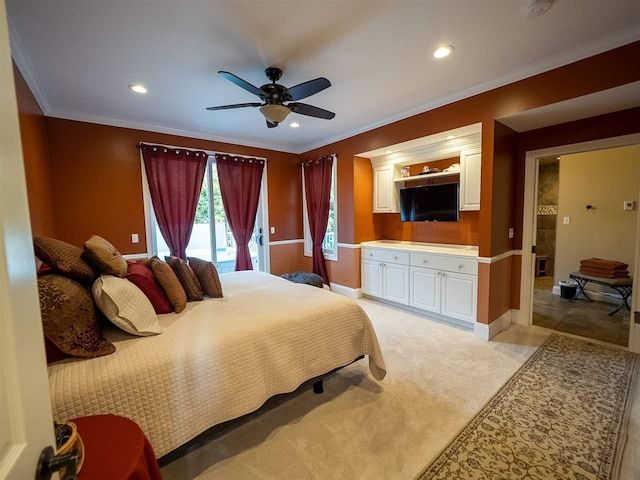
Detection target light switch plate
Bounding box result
[131,233,139,243]
[270,226,276,234]
[563,217,570,225]
[508,227,514,239]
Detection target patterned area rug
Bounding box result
[417,334,639,480]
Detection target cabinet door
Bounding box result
[409,267,440,313]
[373,165,398,213]
[361,259,383,297]
[441,271,477,323]
[460,149,481,211]
[383,263,409,304]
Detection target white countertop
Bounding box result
[361,240,479,258]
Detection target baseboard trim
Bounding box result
[474,310,512,341]
[329,283,362,299]
[552,285,622,305]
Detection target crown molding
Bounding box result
[8,17,51,114]
[46,110,299,154]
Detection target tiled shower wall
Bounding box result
[536,160,559,276]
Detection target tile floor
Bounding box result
[532,276,630,346]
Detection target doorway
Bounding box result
[520,134,640,353]
[531,151,634,346]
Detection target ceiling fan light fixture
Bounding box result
[260,104,291,123]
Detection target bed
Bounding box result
[48,271,387,457]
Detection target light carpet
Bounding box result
[417,334,639,480]
[160,299,640,480]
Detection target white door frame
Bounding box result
[0,0,57,476]
[520,133,640,353]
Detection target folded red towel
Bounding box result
[578,265,629,275]
[579,268,630,279]
[580,257,628,270]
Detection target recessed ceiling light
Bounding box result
[446,135,456,140]
[290,122,300,128]
[433,45,454,59]
[129,84,147,94]
[385,150,393,154]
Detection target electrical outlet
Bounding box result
[270,226,276,234]
[624,201,634,211]
[563,217,570,225]
[131,233,139,243]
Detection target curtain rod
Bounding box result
[136,142,268,162]
[299,153,337,165]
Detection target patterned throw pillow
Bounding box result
[38,274,115,358]
[92,275,162,336]
[33,237,99,283]
[126,262,173,314]
[83,235,128,277]
[165,256,204,301]
[149,257,187,313]
[187,257,223,298]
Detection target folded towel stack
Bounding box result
[579,258,630,278]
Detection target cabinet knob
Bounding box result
[394,256,398,260]
[423,259,428,264]
[458,264,463,269]
[441,272,446,277]
[369,253,373,257]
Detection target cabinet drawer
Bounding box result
[362,248,409,265]
[410,253,477,275]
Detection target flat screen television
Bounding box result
[399,183,459,222]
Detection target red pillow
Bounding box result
[126,262,173,314]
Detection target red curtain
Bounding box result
[215,154,265,271]
[303,155,334,284]
[141,144,207,259]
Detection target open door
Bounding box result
[0,2,58,477]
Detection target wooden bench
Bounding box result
[569,272,633,315]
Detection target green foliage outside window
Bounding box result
[194,175,226,224]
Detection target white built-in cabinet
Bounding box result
[362,242,478,325]
[361,248,409,304]
[459,148,481,211]
[372,165,396,213]
[368,125,482,214]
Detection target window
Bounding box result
[145,155,265,272]
[302,159,337,261]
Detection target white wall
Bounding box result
[555,145,640,292]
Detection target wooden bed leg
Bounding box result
[313,379,324,394]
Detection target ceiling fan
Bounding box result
[207,67,335,128]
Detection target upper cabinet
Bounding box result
[373,165,397,212]
[459,148,481,211]
[360,123,482,214]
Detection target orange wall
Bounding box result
[13,63,55,238]
[44,118,301,261]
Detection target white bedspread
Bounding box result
[48,271,386,457]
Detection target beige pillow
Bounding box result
[92,275,162,336]
[84,235,127,277]
[166,256,204,301]
[188,257,223,298]
[33,236,99,283]
[150,257,187,313]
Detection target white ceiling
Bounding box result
[7,0,640,154]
